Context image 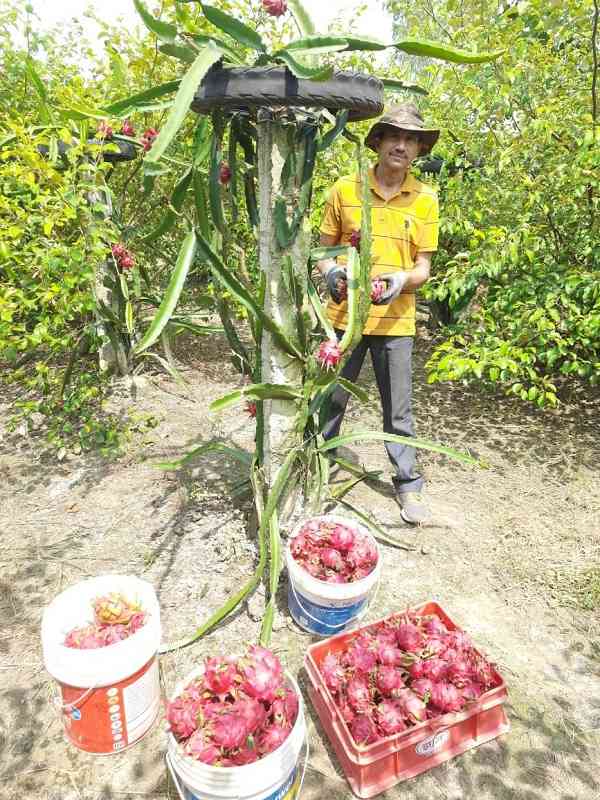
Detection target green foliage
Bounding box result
[389,0,599,406]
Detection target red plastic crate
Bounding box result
[305,601,510,798]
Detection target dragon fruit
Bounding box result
[396,622,424,653]
[240,647,284,702]
[395,688,427,722]
[350,714,379,745]
[421,657,449,682]
[461,681,485,701]
[410,678,434,700]
[429,681,466,714]
[315,339,342,370]
[370,278,386,302]
[377,641,404,666]
[321,653,344,693]
[329,524,355,552]
[349,229,361,251]
[140,127,159,152]
[96,120,113,139]
[262,0,287,16]
[346,677,371,713]
[218,161,232,185]
[423,615,448,637]
[344,643,377,674]
[187,731,221,765]
[120,119,136,136]
[212,712,248,750]
[64,592,147,649]
[257,725,291,755]
[168,696,201,740]
[235,697,267,734]
[376,699,407,735]
[320,548,344,571]
[204,656,238,695]
[375,666,404,696]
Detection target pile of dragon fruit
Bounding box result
[290,517,378,584]
[167,646,299,767]
[319,610,499,745]
[64,592,147,649]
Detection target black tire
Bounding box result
[192,65,384,122]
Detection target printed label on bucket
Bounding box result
[288,586,366,635]
[60,657,159,754]
[186,766,300,800]
[415,730,450,757]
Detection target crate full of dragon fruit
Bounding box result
[304,601,509,798]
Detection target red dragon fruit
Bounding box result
[446,656,473,687]
[376,641,404,667]
[232,745,259,766]
[349,229,361,251]
[350,714,379,745]
[329,524,355,552]
[321,653,344,693]
[204,656,238,695]
[375,666,404,697]
[218,161,232,185]
[315,339,342,370]
[395,688,427,722]
[212,712,248,750]
[396,622,424,653]
[96,120,113,139]
[344,643,377,674]
[320,547,344,571]
[235,697,267,734]
[346,677,371,713]
[168,696,200,740]
[257,725,291,755]
[370,278,386,303]
[140,127,159,152]
[411,677,434,701]
[186,731,221,765]
[376,699,407,736]
[423,615,448,637]
[262,0,287,16]
[429,681,466,714]
[421,657,449,682]
[120,119,136,137]
[239,646,284,702]
[461,681,485,701]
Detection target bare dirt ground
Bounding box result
[1,327,599,800]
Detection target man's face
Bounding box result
[376,128,421,171]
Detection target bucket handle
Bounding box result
[289,571,381,633]
[165,731,311,800]
[52,683,98,715]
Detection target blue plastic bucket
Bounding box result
[285,515,381,637]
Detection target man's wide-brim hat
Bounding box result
[365,103,440,155]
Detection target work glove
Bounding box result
[372,271,408,305]
[324,264,348,304]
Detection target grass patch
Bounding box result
[574,567,600,612]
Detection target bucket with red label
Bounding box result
[42,574,162,754]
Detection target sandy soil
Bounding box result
[0,328,598,800]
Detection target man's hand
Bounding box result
[372,271,408,305]
[323,263,348,304]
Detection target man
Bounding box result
[318,104,440,525]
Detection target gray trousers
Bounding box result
[322,333,424,493]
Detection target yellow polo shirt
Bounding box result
[319,167,439,336]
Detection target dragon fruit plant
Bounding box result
[167,646,299,766]
[125,0,499,653]
[318,610,500,745]
[64,592,147,649]
[290,517,378,583]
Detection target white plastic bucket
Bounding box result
[285,514,381,636]
[167,668,307,800]
[41,574,162,754]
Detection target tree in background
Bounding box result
[388,0,599,406]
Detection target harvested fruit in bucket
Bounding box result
[318,609,501,745]
[290,517,378,583]
[167,646,299,766]
[64,592,147,649]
